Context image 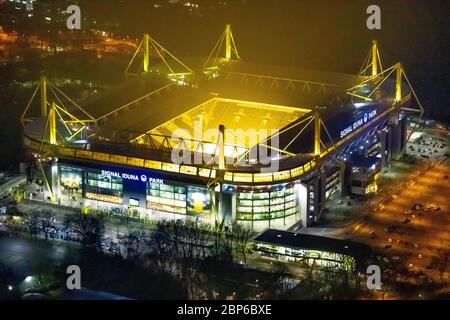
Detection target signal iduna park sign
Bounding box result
[340,109,377,139]
[101,169,164,184]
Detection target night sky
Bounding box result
[84,0,448,119]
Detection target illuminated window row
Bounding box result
[236,186,298,221]
[238,207,297,221]
[33,140,316,184]
[253,243,356,270]
[226,161,316,183]
[148,202,187,214]
[86,179,123,191]
[85,192,123,204]
[48,146,217,179]
[147,196,186,208]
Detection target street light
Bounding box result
[25,276,33,283]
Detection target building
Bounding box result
[21,26,424,230]
[252,229,372,271]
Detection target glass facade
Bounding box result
[146,182,187,214]
[146,182,211,216]
[58,164,302,224]
[186,186,211,215]
[84,170,123,204]
[60,166,83,198]
[253,242,356,271]
[236,185,298,221]
[325,170,340,199]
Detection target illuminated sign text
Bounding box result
[340,110,377,139]
[101,170,163,184]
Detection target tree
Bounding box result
[61,213,74,239]
[147,225,177,275]
[69,212,105,250]
[429,251,450,288]
[273,262,296,298]
[39,211,55,240]
[123,230,147,261]
[231,222,255,263]
[23,211,40,237]
[210,223,234,263]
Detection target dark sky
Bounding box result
[96,0,447,118]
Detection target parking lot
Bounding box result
[406,131,448,161]
[347,159,450,289]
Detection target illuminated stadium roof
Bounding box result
[138,97,310,152]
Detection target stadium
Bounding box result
[21,25,424,230]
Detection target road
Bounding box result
[346,159,450,285]
[0,234,71,283]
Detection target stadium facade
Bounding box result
[22,25,424,230]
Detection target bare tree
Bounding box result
[23,211,40,237]
[429,251,450,288]
[61,213,73,239]
[39,210,55,240]
[69,212,105,250]
[147,225,177,275]
[123,230,147,261]
[231,222,255,263]
[273,262,296,298]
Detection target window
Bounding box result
[290,167,304,177]
[253,192,269,199]
[237,184,298,221]
[233,173,253,182]
[84,169,123,199]
[273,170,290,181]
[253,199,269,206]
[199,168,216,178]
[144,160,161,170]
[129,198,140,207]
[161,162,180,173]
[253,173,273,183]
[351,180,363,187]
[146,181,187,214]
[180,165,197,175]
[238,192,253,200]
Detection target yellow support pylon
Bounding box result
[396,63,402,102]
[218,124,225,170]
[225,24,231,60]
[372,40,378,76]
[143,34,150,72]
[314,111,321,156]
[40,76,47,117]
[49,102,57,145]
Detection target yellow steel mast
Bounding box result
[143,34,150,72]
[40,75,47,117]
[395,63,402,102]
[314,111,321,156]
[372,40,378,76]
[225,24,232,60]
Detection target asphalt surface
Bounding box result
[347,159,450,285]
